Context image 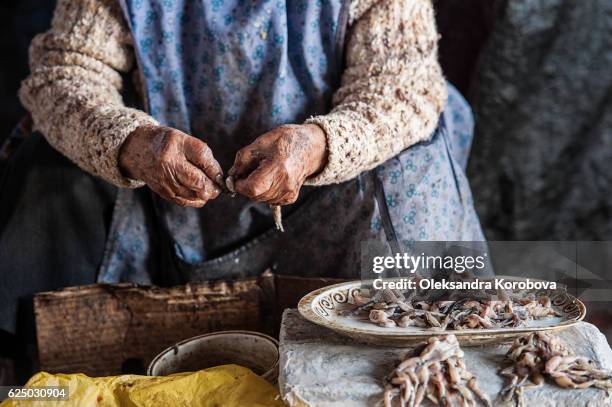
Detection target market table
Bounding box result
[279,309,612,406]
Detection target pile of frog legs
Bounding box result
[500,331,612,407]
[383,334,490,407]
[345,287,560,331]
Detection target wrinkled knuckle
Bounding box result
[200,144,213,161]
[190,172,205,189]
[235,149,248,163]
[244,183,264,197]
[190,140,205,155]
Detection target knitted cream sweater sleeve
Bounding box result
[18,0,156,188]
[305,0,448,185]
[19,0,445,188]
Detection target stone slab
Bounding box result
[279,309,612,406]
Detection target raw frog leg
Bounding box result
[225,176,284,232]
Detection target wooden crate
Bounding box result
[34,275,274,376]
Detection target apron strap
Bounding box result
[372,112,449,272]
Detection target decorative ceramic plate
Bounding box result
[298,277,586,346]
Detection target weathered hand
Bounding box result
[119,125,223,207]
[228,124,327,205]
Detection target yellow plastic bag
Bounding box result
[1,364,285,407]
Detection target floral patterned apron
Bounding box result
[98,0,485,284]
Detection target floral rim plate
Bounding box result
[297,277,586,346]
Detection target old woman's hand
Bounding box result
[119,125,223,207]
[228,124,327,205]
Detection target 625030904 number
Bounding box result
[1,386,69,401]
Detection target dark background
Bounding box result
[0,0,56,139]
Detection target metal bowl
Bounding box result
[147,330,279,383]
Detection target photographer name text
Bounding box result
[372,277,557,291]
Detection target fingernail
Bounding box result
[214,174,224,185]
[226,176,236,193]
